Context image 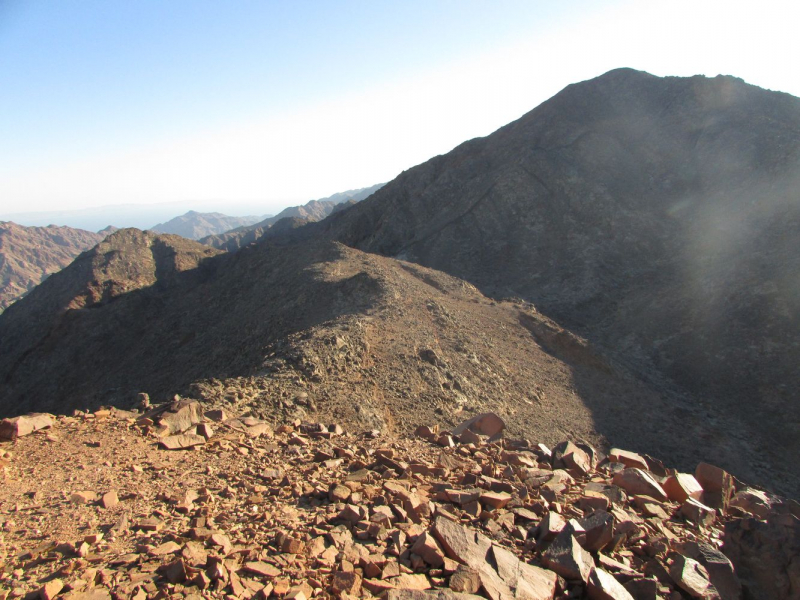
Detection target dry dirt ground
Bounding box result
[0,408,797,600]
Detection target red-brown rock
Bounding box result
[608,448,649,470]
[664,473,704,503]
[451,413,505,440]
[541,529,595,582]
[587,568,635,600]
[612,469,667,502]
[0,414,54,440]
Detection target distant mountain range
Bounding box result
[200,183,384,250]
[0,222,110,312]
[150,211,265,240]
[0,185,383,312]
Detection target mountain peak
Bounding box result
[150,211,263,240]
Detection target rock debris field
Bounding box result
[0,401,797,600]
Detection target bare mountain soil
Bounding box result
[0,222,106,312]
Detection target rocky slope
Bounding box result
[0,404,796,600]
[202,184,384,251]
[150,212,264,240]
[0,221,107,312]
[309,69,800,500]
[0,226,793,499]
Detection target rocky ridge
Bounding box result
[0,222,107,312]
[201,184,384,252]
[2,228,779,497]
[0,402,797,600]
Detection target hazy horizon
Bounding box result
[0,199,273,231]
[1,1,798,219]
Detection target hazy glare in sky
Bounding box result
[0,0,797,219]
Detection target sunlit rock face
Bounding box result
[320,68,800,495]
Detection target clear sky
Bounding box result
[0,0,798,221]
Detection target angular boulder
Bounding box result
[492,545,557,600]
[541,529,594,582]
[729,488,772,518]
[664,473,704,503]
[723,514,799,600]
[668,555,717,599]
[612,469,668,502]
[675,541,741,600]
[140,399,203,435]
[0,413,54,440]
[695,463,734,510]
[451,413,505,440]
[587,567,635,600]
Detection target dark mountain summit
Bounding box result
[313,68,800,492]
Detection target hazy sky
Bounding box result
[1,0,798,218]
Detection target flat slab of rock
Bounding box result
[432,516,556,600]
[412,532,446,567]
[432,516,492,566]
[0,414,53,440]
[70,491,98,505]
[492,545,557,600]
[243,561,281,578]
[668,555,716,598]
[390,574,431,590]
[675,541,742,600]
[140,399,203,434]
[587,567,634,600]
[387,591,484,600]
[664,473,704,503]
[681,498,716,526]
[541,529,595,582]
[612,469,667,501]
[608,448,648,470]
[159,434,206,450]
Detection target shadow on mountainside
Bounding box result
[1,227,797,499]
[516,308,799,499]
[0,237,388,417]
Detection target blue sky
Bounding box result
[1,0,798,223]
[0,1,559,164]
